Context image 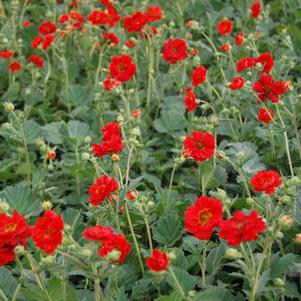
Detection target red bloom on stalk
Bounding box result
[251,1,261,19]
[83,225,114,241]
[105,8,121,27]
[183,131,215,162]
[250,170,282,194]
[257,107,274,124]
[236,57,256,72]
[109,54,136,82]
[31,36,44,49]
[88,175,119,206]
[31,210,64,255]
[253,74,289,103]
[99,0,113,8]
[126,190,138,201]
[103,32,119,46]
[1,49,14,60]
[58,11,84,31]
[220,42,231,52]
[184,196,223,240]
[22,20,32,28]
[125,38,136,48]
[98,233,131,263]
[28,54,44,68]
[102,77,121,91]
[234,32,244,46]
[216,20,233,35]
[42,34,55,50]
[218,211,266,246]
[146,6,163,23]
[229,76,245,90]
[162,39,188,64]
[123,11,148,33]
[47,150,56,160]
[256,52,274,73]
[184,89,197,112]
[93,121,124,157]
[146,249,169,272]
[88,10,108,25]
[38,21,57,35]
[191,65,207,86]
[0,210,31,266]
[9,61,22,73]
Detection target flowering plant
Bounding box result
[0,0,301,300]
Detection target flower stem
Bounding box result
[201,245,207,289]
[167,162,178,202]
[144,214,153,252]
[169,267,186,299]
[92,264,104,301]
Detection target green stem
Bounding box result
[167,163,178,202]
[144,214,153,252]
[169,267,186,299]
[146,40,154,108]
[276,105,294,177]
[75,146,81,196]
[92,264,104,301]
[125,205,145,275]
[201,245,207,289]
[12,283,21,301]
[0,288,8,301]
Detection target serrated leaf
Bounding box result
[0,268,17,298]
[23,120,42,144]
[47,278,79,301]
[153,212,181,246]
[167,267,198,293]
[42,122,63,144]
[270,253,298,278]
[0,182,40,215]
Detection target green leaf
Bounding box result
[42,122,63,144]
[0,268,17,298]
[206,244,226,275]
[47,278,79,301]
[69,85,92,106]
[1,82,20,101]
[154,110,186,136]
[23,120,42,144]
[167,267,198,293]
[270,253,298,278]
[155,292,182,301]
[0,182,40,215]
[62,120,90,147]
[153,212,182,246]
[195,286,236,301]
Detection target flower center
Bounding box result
[4,223,17,233]
[198,208,212,225]
[236,222,244,230]
[171,47,178,54]
[118,63,126,71]
[195,141,204,150]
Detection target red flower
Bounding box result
[93,121,124,157]
[38,21,57,35]
[253,74,288,103]
[88,10,107,25]
[88,175,119,206]
[146,6,163,23]
[0,210,31,258]
[28,54,44,68]
[109,54,136,82]
[146,249,169,272]
[191,65,207,86]
[102,77,121,91]
[229,76,245,90]
[251,1,261,19]
[220,42,231,52]
[236,57,255,72]
[31,36,44,49]
[105,8,120,27]
[184,196,223,240]
[47,150,56,160]
[126,190,138,201]
[9,61,22,73]
[98,233,131,263]
[31,210,64,254]
[218,211,266,246]
[123,11,148,33]
[234,32,244,46]
[184,89,197,112]
[103,32,119,46]
[256,52,274,73]
[216,20,233,35]
[99,0,113,8]
[131,109,141,118]
[125,38,136,48]
[22,20,32,28]
[190,49,199,56]
[257,107,274,124]
[1,49,14,60]
[43,34,55,50]
[59,11,84,31]
[162,39,188,64]
[183,131,215,162]
[250,170,282,194]
[83,225,114,241]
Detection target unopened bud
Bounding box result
[210,115,219,126]
[167,252,176,262]
[15,245,26,256]
[279,215,293,228]
[274,278,284,288]
[225,248,242,260]
[84,136,92,144]
[111,153,119,161]
[81,249,92,257]
[0,200,9,213]
[131,127,141,137]
[41,256,55,265]
[81,152,90,161]
[286,176,301,187]
[294,233,301,244]
[42,200,52,211]
[105,250,121,262]
[3,102,14,112]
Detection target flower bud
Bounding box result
[42,200,52,211]
[111,153,119,161]
[105,249,121,262]
[147,201,155,208]
[188,290,196,298]
[15,245,26,256]
[81,248,92,257]
[294,233,301,244]
[63,236,73,246]
[225,248,242,260]
[167,252,176,262]
[64,224,71,232]
[2,122,12,129]
[286,176,301,187]
[131,127,141,137]
[273,278,284,288]
[275,231,284,239]
[174,156,185,164]
[131,109,141,118]
[81,152,90,161]
[3,102,14,112]
[210,115,219,126]
[48,163,54,171]
[25,88,32,95]
[116,115,124,123]
[0,200,9,213]
[47,150,56,160]
[278,196,290,205]
[278,215,293,228]
[215,189,227,200]
[236,151,245,160]
[35,138,45,149]
[246,198,255,206]
[41,256,55,265]
[84,136,92,144]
